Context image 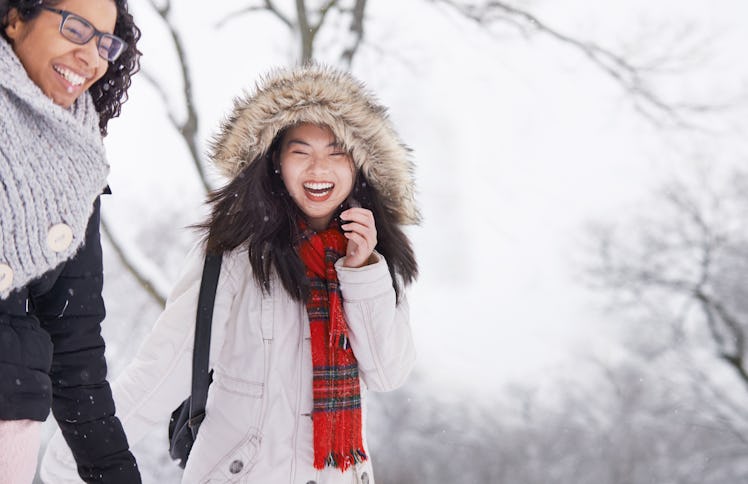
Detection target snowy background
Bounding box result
[36,0,748,482]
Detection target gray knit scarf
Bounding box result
[0,37,109,298]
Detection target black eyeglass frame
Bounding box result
[41,6,127,62]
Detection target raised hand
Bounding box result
[340,207,378,268]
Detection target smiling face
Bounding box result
[279,123,356,231]
[4,0,117,108]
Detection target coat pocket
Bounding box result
[213,372,263,398]
[186,383,263,483]
[214,433,261,482]
[191,428,261,483]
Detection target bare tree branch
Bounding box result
[700,294,748,385]
[149,0,169,17]
[107,0,208,309]
[214,1,294,30]
[215,6,268,29]
[696,292,746,355]
[216,0,368,65]
[681,350,748,443]
[295,0,313,62]
[585,169,748,428]
[265,0,295,29]
[432,0,720,128]
[592,215,748,391]
[101,216,167,308]
[340,0,367,67]
[139,71,179,132]
[309,0,339,39]
[147,0,210,194]
[701,292,727,349]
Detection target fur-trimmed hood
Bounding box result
[209,64,421,225]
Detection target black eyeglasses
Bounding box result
[42,6,127,62]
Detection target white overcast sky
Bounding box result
[101,0,748,398]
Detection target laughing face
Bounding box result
[4,0,117,108]
[279,123,356,231]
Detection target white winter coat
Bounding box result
[41,244,416,484]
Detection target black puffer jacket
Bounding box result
[0,197,141,483]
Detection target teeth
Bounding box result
[304,182,333,191]
[54,66,85,86]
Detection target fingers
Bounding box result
[341,221,369,239]
[341,208,377,267]
[343,232,369,268]
[341,209,376,239]
[344,229,368,253]
[340,207,374,227]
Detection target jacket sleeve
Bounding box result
[40,243,238,483]
[32,198,141,484]
[335,252,416,392]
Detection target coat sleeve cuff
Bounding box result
[334,251,392,301]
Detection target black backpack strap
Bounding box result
[188,252,222,437]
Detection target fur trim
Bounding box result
[209,64,421,225]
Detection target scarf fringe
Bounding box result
[312,402,366,472]
[316,449,368,472]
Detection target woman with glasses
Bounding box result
[0,0,141,482]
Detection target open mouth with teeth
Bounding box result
[53,65,86,90]
[303,181,334,201]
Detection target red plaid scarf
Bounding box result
[296,218,367,471]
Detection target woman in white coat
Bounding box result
[42,64,420,484]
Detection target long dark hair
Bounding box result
[197,129,418,302]
[1,0,141,136]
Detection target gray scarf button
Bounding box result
[0,264,13,291]
[47,224,74,252]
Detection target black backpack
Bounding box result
[167,252,222,468]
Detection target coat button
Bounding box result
[306,481,317,484]
[47,223,73,252]
[0,264,13,291]
[229,459,243,474]
[229,459,244,474]
[361,472,370,484]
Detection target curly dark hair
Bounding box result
[1,0,141,136]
